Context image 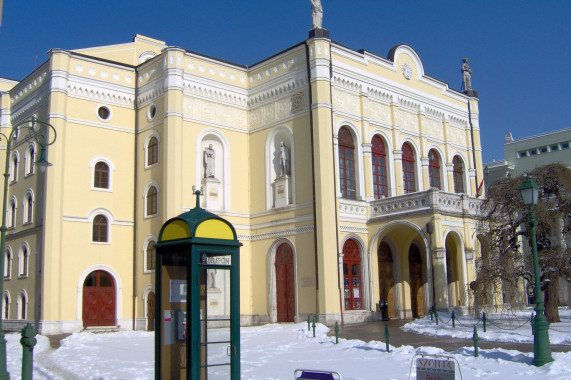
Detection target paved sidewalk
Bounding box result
[329,319,570,353]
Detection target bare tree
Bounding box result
[474,164,571,322]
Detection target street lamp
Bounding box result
[518,173,553,366]
[0,117,57,379]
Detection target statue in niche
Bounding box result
[278,141,290,177]
[311,0,323,29]
[203,144,216,178]
[461,58,472,91]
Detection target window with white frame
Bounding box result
[25,144,36,176]
[145,134,159,167]
[4,248,11,279]
[338,127,356,199]
[402,143,416,194]
[23,190,34,224]
[17,291,27,320]
[92,214,109,243]
[9,152,19,183]
[144,183,159,217]
[94,161,110,189]
[7,197,16,228]
[145,240,156,272]
[2,292,9,319]
[453,155,465,194]
[18,245,29,277]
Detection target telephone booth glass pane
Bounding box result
[200,264,232,379]
[160,253,189,380]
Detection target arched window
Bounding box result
[7,198,16,228]
[453,156,465,193]
[18,246,28,277]
[23,192,33,224]
[146,240,156,271]
[92,214,109,242]
[402,143,416,194]
[146,186,158,216]
[4,249,11,279]
[342,239,362,310]
[18,291,27,320]
[428,149,441,190]
[147,136,159,166]
[371,135,388,199]
[9,153,18,183]
[94,162,110,189]
[3,292,9,319]
[338,127,356,199]
[25,144,35,175]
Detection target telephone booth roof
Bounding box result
[157,206,241,246]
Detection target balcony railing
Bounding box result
[339,189,484,221]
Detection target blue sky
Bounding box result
[1,1,569,163]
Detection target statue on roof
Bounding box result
[311,0,323,29]
[461,58,472,91]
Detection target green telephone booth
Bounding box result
[155,195,241,379]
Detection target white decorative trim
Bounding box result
[340,225,368,234]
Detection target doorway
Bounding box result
[82,270,116,327]
[275,243,295,322]
[408,244,424,317]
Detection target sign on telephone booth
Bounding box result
[155,191,241,379]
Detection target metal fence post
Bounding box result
[473,326,479,357]
[482,312,487,333]
[384,324,390,352]
[335,322,339,344]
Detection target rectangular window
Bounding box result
[530,149,537,155]
[540,147,547,153]
[562,143,570,149]
[550,145,559,151]
[518,151,528,158]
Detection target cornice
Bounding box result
[65,74,135,108]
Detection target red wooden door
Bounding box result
[343,239,362,310]
[147,292,155,331]
[83,271,116,327]
[275,243,295,322]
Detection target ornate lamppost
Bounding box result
[0,117,57,379]
[518,174,553,366]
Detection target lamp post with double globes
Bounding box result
[518,173,553,366]
[0,117,57,380]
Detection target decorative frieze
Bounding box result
[333,88,360,115]
[237,225,314,241]
[184,97,248,130]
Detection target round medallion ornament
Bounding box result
[402,62,412,80]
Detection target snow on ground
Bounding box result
[3,309,571,379]
[403,308,571,345]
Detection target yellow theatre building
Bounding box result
[0,27,485,334]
